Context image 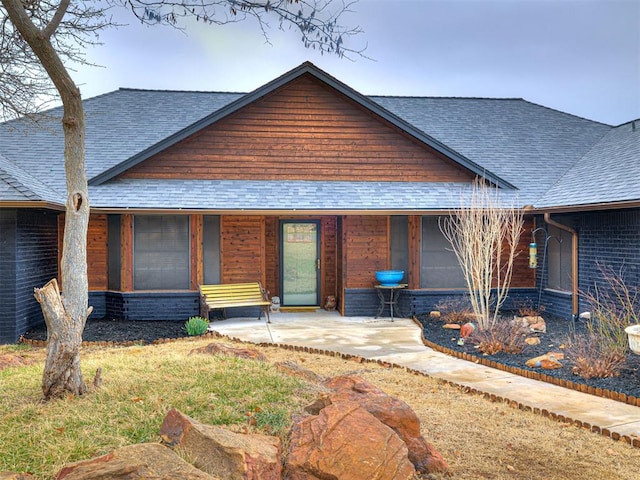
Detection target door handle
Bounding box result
[316,259,321,270]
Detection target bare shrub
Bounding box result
[434,296,474,323]
[566,333,626,379]
[469,321,528,355]
[581,262,640,356]
[440,177,524,330]
[515,299,545,317]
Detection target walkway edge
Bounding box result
[217,329,640,449]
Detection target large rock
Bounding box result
[324,375,448,474]
[0,473,36,479]
[54,443,217,479]
[526,352,564,369]
[513,316,547,333]
[189,343,267,361]
[160,408,281,480]
[285,400,415,480]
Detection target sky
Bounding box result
[70,0,640,126]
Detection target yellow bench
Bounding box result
[199,282,271,323]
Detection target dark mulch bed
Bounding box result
[22,315,640,401]
[22,319,192,344]
[417,313,640,401]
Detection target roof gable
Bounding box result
[89,62,512,188]
[117,74,478,184]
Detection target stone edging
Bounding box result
[19,329,640,449]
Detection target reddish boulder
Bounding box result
[324,375,448,474]
[54,443,216,479]
[160,408,281,480]
[285,400,415,480]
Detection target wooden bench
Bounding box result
[199,282,271,323]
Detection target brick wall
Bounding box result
[0,209,58,343]
[0,210,17,343]
[537,208,640,319]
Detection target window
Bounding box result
[390,216,409,284]
[133,215,190,290]
[546,225,572,292]
[420,216,466,288]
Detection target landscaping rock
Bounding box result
[526,352,564,369]
[0,473,36,479]
[285,400,416,480]
[513,316,547,333]
[525,337,541,346]
[459,322,475,339]
[54,443,217,479]
[160,408,281,480]
[189,343,267,361]
[442,323,461,330]
[323,375,448,474]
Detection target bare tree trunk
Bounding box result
[35,279,89,398]
[34,77,91,399]
[3,0,92,399]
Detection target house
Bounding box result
[1,62,638,344]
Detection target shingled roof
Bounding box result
[0,62,635,212]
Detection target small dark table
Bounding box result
[374,284,407,321]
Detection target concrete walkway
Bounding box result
[209,310,640,445]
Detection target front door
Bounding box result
[280,221,320,306]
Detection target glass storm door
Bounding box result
[280,221,320,306]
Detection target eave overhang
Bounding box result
[0,201,64,210]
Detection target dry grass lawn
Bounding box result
[1,337,639,479]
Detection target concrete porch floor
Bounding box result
[209,309,640,445]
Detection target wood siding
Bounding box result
[221,216,266,285]
[342,216,389,288]
[510,217,536,288]
[190,215,204,289]
[120,215,134,291]
[265,216,279,297]
[119,75,474,183]
[58,214,108,291]
[407,215,421,289]
[321,216,338,302]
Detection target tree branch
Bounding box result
[43,0,71,38]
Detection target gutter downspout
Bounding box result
[544,213,579,321]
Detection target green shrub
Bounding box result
[184,316,209,336]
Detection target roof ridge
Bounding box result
[519,99,612,126]
[0,153,61,202]
[0,154,40,200]
[369,95,525,101]
[116,87,247,95]
[534,125,613,204]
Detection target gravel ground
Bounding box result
[417,313,640,400]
